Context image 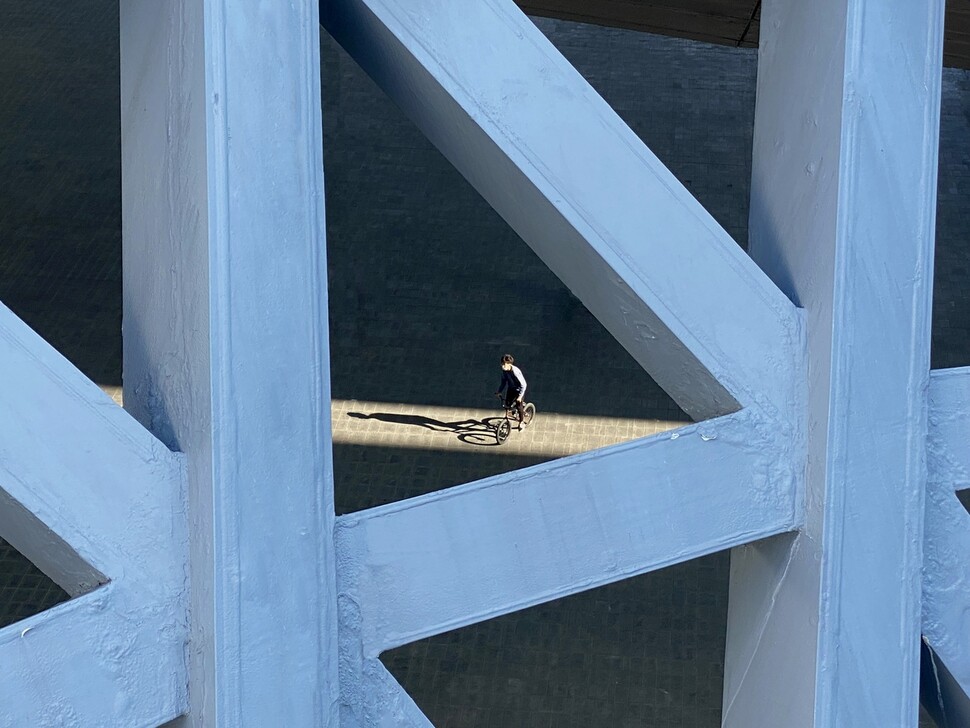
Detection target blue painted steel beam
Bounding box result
[320,3,805,723]
[727,0,945,725]
[0,303,183,596]
[345,661,435,728]
[0,303,187,726]
[120,1,339,725]
[320,0,803,423]
[0,584,186,728]
[337,410,796,658]
[927,368,970,492]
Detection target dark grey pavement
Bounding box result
[1,4,964,726]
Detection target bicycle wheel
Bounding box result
[521,403,536,428]
[496,419,511,444]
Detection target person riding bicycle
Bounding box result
[495,354,529,428]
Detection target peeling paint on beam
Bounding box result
[336,410,797,657]
[320,0,802,422]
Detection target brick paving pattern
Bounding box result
[332,399,682,513]
[933,69,970,370]
[0,1,123,389]
[0,3,964,726]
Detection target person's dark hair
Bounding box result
[501,354,514,365]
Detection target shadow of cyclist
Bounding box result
[347,411,484,433]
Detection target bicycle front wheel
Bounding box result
[496,419,511,444]
[522,403,536,428]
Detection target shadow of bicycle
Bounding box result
[456,417,511,447]
[347,411,507,447]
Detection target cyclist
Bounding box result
[495,353,529,428]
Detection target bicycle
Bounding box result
[493,394,536,445]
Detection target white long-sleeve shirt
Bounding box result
[498,365,527,398]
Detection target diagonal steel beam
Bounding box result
[0,302,184,596]
[924,367,970,695]
[336,410,797,657]
[0,302,187,726]
[320,0,803,422]
[0,583,186,728]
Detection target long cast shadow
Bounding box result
[346,411,510,447]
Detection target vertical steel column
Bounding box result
[120,1,339,725]
[724,0,944,726]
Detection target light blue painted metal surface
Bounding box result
[728,0,945,726]
[0,0,962,724]
[925,368,970,695]
[0,586,184,728]
[320,0,803,424]
[320,5,807,723]
[356,662,436,728]
[336,410,796,658]
[0,302,187,727]
[121,0,339,726]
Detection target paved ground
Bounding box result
[0,4,964,726]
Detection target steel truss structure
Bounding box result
[0,0,966,726]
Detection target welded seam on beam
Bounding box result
[0,303,168,457]
[361,660,435,727]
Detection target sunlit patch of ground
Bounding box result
[99,385,123,406]
[331,399,683,457]
[99,386,684,458]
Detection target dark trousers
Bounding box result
[504,389,526,423]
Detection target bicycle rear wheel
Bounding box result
[496,419,511,444]
[521,403,536,428]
